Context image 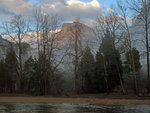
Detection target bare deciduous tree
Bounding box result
[33,10,68,95]
[2,15,30,91]
[127,0,150,93]
[116,0,139,94]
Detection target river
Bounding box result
[0,103,149,113]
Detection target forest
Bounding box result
[0,0,149,96]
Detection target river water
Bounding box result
[0,103,149,113]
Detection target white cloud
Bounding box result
[65,0,101,14]
[66,0,101,9]
[0,0,104,23]
[127,17,133,25]
[0,0,32,15]
[107,8,115,13]
[40,0,103,20]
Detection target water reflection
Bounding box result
[0,103,149,113]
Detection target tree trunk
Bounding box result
[146,26,150,93]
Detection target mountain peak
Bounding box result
[55,22,96,40]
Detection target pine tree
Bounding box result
[95,30,123,92]
[94,44,109,93]
[124,48,142,93]
[5,44,18,92]
[125,48,142,72]
[0,59,7,92]
[34,53,52,95]
[79,46,95,93]
[23,56,35,92]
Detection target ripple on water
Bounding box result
[0,103,150,113]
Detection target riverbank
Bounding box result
[0,97,150,105]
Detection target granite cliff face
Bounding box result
[53,22,98,56]
[54,22,96,41]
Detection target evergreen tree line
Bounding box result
[77,31,142,94]
[0,31,142,95]
[0,45,63,95]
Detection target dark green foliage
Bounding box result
[123,48,142,94]
[124,48,142,72]
[94,31,123,92]
[94,50,107,92]
[23,56,36,92]
[0,59,7,92]
[34,53,54,95]
[23,53,63,95]
[79,46,95,93]
[23,54,55,95]
[5,45,18,92]
[1,45,18,93]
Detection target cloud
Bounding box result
[66,0,101,9]
[107,8,115,13]
[65,0,101,14]
[0,0,103,22]
[0,0,32,16]
[40,0,103,20]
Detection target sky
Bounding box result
[99,0,115,8]
[29,0,115,8]
[0,0,116,24]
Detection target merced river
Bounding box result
[0,103,149,113]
